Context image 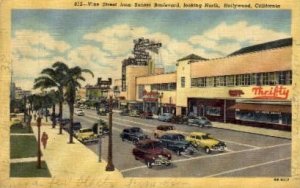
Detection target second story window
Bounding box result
[181,77,185,88]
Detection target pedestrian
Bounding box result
[41,132,49,149]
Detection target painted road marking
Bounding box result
[203,157,291,177]
[120,142,291,173]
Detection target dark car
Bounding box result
[159,133,196,156]
[63,121,82,132]
[140,111,153,119]
[133,139,172,168]
[60,118,70,126]
[120,127,149,143]
[120,109,129,116]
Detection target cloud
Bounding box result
[12,30,71,58]
[189,21,290,56]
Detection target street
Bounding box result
[64,108,291,177]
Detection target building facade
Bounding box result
[116,38,292,131]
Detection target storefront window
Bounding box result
[169,83,176,90]
[236,110,282,124]
[206,106,221,116]
[191,78,197,87]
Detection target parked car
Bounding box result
[159,133,196,155]
[158,113,174,122]
[60,118,70,126]
[97,108,107,116]
[75,109,85,116]
[171,115,188,124]
[140,111,153,119]
[188,116,212,128]
[120,127,149,143]
[120,109,129,116]
[129,110,142,117]
[75,127,98,143]
[186,132,226,154]
[154,125,178,138]
[132,139,172,168]
[63,121,82,132]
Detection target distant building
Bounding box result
[86,77,112,101]
[14,86,32,100]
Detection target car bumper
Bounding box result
[153,157,171,166]
[211,146,227,152]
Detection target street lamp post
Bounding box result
[105,95,115,171]
[37,117,42,169]
[159,92,163,115]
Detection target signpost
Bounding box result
[98,123,103,162]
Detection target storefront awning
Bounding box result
[229,103,291,113]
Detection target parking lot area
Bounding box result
[66,108,291,177]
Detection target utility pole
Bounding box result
[105,96,115,171]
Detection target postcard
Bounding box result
[0,0,299,187]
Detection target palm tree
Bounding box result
[34,62,69,134]
[48,90,59,128]
[64,66,93,143]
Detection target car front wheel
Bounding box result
[205,147,211,154]
[146,160,152,168]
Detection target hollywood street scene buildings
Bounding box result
[10,10,292,178]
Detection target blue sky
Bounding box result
[12,9,291,90]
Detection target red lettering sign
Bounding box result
[143,90,159,102]
[229,90,244,97]
[252,85,289,99]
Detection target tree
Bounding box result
[34,62,69,134]
[64,66,93,143]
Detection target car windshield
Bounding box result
[173,134,185,141]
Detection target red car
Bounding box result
[132,139,172,168]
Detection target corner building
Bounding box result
[176,38,292,131]
[118,38,292,131]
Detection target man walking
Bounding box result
[41,132,49,149]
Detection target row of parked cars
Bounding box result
[120,109,212,128]
[120,125,227,168]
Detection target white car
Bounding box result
[75,109,85,116]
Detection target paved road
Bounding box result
[64,108,291,177]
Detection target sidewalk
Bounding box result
[213,122,291,139]
[31,120,123,179]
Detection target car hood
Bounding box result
[147,147,169,155]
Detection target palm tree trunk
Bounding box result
[69,102,74,143]
[45,107,48,122]
[52,104,56,128]
[59,101,63,134]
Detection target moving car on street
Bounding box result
[120,127,149,143]
[188,116,212,128]
[132,139,172,168]
[75,109,85,116]
[154,125,177,138]
[159,133,196,155]
[158,113,174,122]
[186,132,227,154]
[97,108,107,116]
